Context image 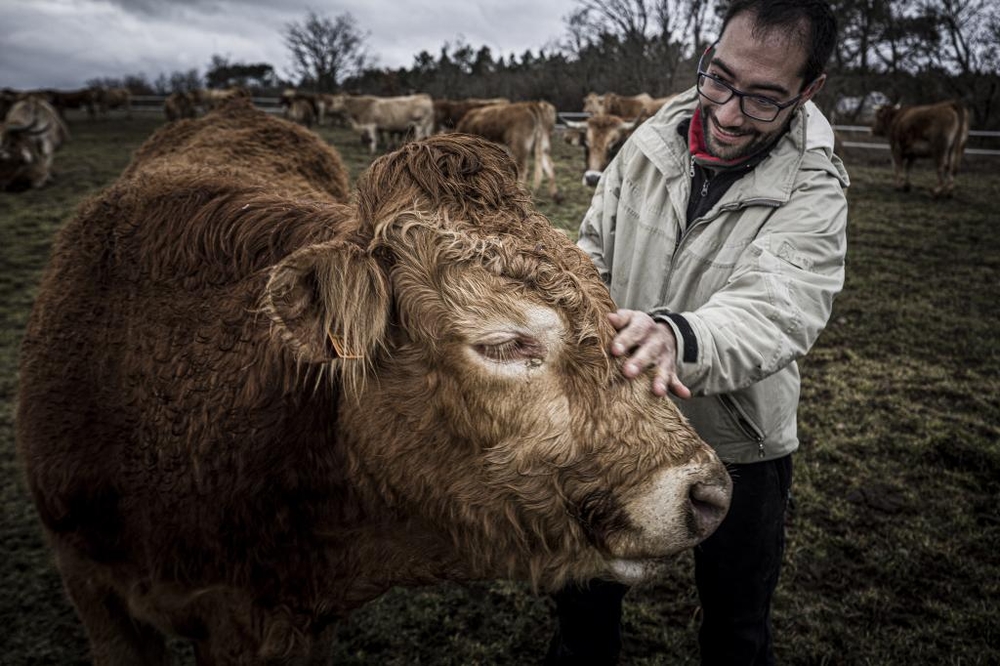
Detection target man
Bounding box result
[546,1,848,664]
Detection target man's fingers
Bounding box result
[651,364,689,399]
[609,310,656,356]
[667,376,692,400]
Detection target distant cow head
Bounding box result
[871,103,901,137]
[0,126,42,191]
[264,134,730,587]
[0,99,63,191]
[582,92,605,115]
[564,115,638,188]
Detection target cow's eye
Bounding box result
[474,335,545,363]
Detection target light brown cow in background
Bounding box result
[329,93,435,153]
[872,99,970,197]
[0,96,70,190]
[194,86,250,113]
[17,96,730,663]
[583,92,675,120]
[564,113,644,187]
[457,100,563,203]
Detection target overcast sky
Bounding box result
[1,0,579,90]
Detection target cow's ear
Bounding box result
[263,240,390,366]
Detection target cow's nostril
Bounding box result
[689,482,729,535]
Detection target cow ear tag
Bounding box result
[327,331,364,359]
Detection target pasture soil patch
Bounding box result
[1,113,997,664]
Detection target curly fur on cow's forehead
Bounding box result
[356,133,534,235]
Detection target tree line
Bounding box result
[88,0,1000,128]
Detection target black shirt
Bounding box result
[679,117,778,227]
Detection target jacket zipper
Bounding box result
[719,394,766,458]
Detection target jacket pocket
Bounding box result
[719,393,767,458]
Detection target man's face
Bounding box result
[700,12,821,161]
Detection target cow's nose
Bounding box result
[689,481,729,537]
[583,170,602,187]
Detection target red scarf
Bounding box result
[688,106,758,169]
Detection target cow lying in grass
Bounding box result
[17,97,730,664]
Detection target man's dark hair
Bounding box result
[721,0,837,87]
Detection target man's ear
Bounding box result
[801,73,827,103]
[263,240,390,365]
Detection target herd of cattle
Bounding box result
[0,82,975,198]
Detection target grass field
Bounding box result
[1,110,998,664]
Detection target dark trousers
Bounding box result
[546,455,793,665]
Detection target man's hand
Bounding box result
[608,309,691,399]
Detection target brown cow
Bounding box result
[583,92,674,120]
[0,96,70,190]
[285,96,316,128]
[433,97,509,132]
[47,87,98,119]
[17,97,730,663]
[457,100,562,203]
[871,100,970,197]
[564,113,642,187]
[163,91,197,122]
[95,86,132,119]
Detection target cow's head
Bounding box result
[565,115,637,188]
[871,103,901,137]
[582,92,605,116]
[263,134,730,589]
[0,120,46,191]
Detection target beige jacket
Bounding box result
[578,87,850,463]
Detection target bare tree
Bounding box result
[283,11,372,92]
[922,0,998,75]
[561,0,719,94]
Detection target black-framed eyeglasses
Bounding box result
[696,43,806,123]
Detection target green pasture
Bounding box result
[1,111,997,664]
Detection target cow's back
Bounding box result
[17,98,354,584]
[456,102,533,144]
[128,97,349,202]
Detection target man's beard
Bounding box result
[702,105,791,162]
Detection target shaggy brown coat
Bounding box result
[872,99,970,197]
[17,97,728,663]
[456,100,562,203]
